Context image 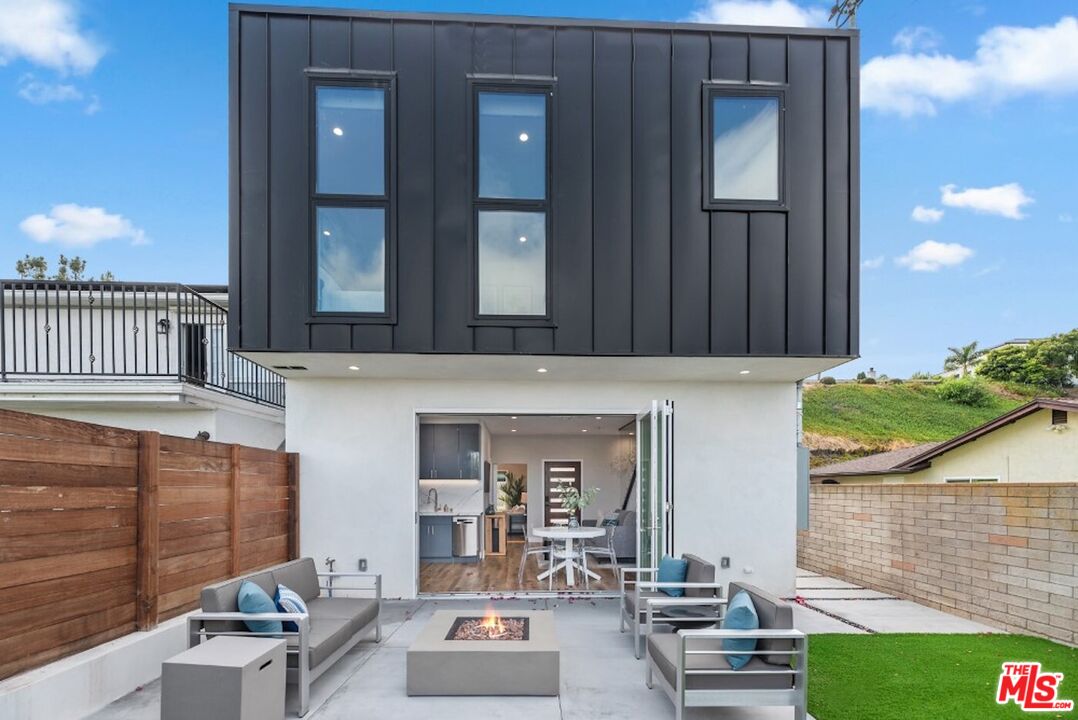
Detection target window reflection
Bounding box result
[712,96,779,201]
[316,207,386,313]
[478,210,546,316]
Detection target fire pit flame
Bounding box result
[479,611,507,638]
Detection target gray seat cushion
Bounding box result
[624,589,665,618]
[272,558,321,602]
[648,633,792,691]
[682,554,716,599]
[728,581,793,665]
[286,616,355,669]
[307,597,379,633]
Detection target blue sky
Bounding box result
[0,0,1075,376]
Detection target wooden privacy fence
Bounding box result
[0,408,298,681]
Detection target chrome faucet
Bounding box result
[426,487,439,510]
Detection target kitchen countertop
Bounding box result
[418,510,482,517]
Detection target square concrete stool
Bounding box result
[162,636,286,720]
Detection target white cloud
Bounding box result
[895,240,974,272]
[19,204,148,248]
[862,256,885,269]
[940,183,1033,219]
[16,74,82,104]
[1060,213,1073,223]
[84,94,101,115]
[911,205,944,223]
[0,0,104,74]
[892,26,942,53]
[686,0,828,27]
[862,16,1078,116]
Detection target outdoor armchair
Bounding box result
[644,581,806,720]
[618,553,725,658]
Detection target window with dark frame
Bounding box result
[703,85,785,209]
[472,84,553,320]
[311,80,392,317]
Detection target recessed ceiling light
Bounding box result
[332,127,344,136]
[629,431,635,435]
[510,416,518,419]
[581,429,588,433]
[518,236,527,243]
[536,368,548,373]
[347,365,360,371]
[511,428,517,432]
[595,416,602,420]
[322,230,331,236]
[519,132,529,142]
[739,370,751,375]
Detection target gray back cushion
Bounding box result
[729,581,793,665]
[682,554,715,598]
[200,569,277,633]
[273,558,321,602]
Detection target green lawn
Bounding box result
[803,383,1025,444]
[809,634,1078,720]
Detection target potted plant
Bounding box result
[560,486,599,528]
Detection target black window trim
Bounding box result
[467,76,557,327]
[701,81,788,212]
[307,72,398,324]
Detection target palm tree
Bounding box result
[945,342,981,377]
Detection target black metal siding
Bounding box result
[230,7,859,358]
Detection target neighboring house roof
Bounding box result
[811,398,1078,478]
[812,443,940,477]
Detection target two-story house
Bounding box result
[228,4,859,599]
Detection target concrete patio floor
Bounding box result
[88,570,1003,720]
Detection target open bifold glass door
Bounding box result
[636,400,673,569]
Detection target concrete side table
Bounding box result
[162,636,286,720]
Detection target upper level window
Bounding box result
[473,84,552,320]
[704,86,785,209]
[311,80,392,317]
[316,86,385,196]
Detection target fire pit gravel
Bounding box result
[446,616,529,641]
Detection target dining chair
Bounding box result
[517,534,551,588]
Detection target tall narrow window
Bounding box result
[473,86,552,319]
[312,81,391,316]
[704,87,785,208]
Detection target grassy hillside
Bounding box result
[803,382,1025,445]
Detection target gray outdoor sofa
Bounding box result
[187,557,382,716]
[645,581,807,720]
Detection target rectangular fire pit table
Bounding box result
[407,610,559,696]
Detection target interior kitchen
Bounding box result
[417,413,638,595]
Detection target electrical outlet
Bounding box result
[358,558,368,572]
[720,556,730,569]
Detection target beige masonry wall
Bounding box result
[797,483,1077,645]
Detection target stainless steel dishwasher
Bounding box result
[452,516,478,557]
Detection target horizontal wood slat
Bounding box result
[0,408,297,681]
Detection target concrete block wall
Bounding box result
[797,483,1077,645]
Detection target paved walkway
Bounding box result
[791,568,1000,635]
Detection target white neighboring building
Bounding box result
[0,281,285,449]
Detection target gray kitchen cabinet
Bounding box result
[419,423,482,480]
[419,515,453,559]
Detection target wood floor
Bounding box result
[419,539,620,594]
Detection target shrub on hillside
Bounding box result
[935,378,991,407]
[978,330,1078,389]
[858,377,877,385]
[910,371,934,380]
[889,377,904,384]
[820,376,837,385]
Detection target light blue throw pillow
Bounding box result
[657,555,689,597]
[721,590,759,669]
[274,583,309,632]
[237,580,282,634]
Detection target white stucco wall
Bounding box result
[286,378,798,598]
[15,404,285,450]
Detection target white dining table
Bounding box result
[533,525,606,587]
